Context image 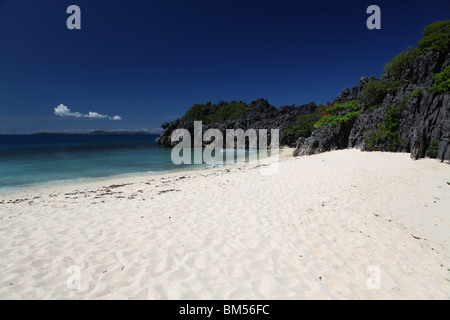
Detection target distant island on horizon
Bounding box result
[0,130,160,136]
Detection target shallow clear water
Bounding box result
[0,135,271,191]
[0,135,196,191]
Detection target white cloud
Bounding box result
[54,104,122,121]
[86,111,108,119]
[54,104,83,118]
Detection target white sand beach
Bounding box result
[0,149,449,300]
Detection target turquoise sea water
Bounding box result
[0,135,199,192]
[0,135,269,192]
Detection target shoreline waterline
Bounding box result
[0,148,294,196]
[0,133,286,193]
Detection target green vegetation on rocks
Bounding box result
[325,100,360,114]
[383,20,450,80]
[313,111,361,129]
[429,66,450,94]
[181,101,248,124]
[361,80,402,107]
[281,111,322,144]
[364,102,406,151]
[411,88,424,98]
[418,20,450,55]
[313,100,361,130]
[383,47,420,78]
[426,140,439,158]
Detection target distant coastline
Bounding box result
[35,130,158,136]
[0,130,160,136]
[0,130,159,136]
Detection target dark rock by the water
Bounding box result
[156,99,318,149]
[293,51,450,162]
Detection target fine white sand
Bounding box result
[0,149,449,300]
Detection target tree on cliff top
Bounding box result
[383,20,450,79]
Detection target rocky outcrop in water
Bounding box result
[156,99,318,148]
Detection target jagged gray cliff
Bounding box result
[156,99,318,148]
[293,51,450,162]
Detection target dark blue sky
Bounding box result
[0,0,449,134]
